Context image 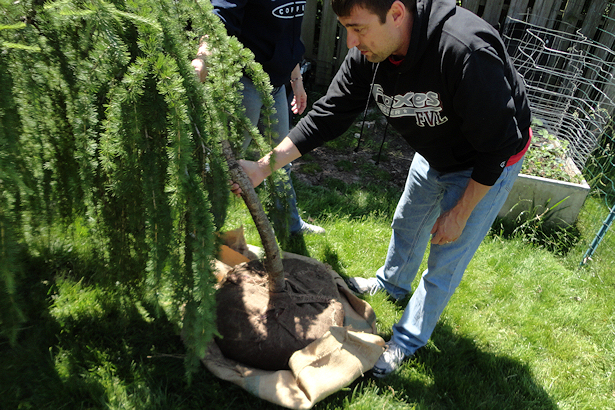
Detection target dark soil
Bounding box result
[290,109,416,190]
[215,258,344,371]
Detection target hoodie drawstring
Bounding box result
[355,65,401,166]
[354,63,380,153]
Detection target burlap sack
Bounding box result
[204,247,385,409]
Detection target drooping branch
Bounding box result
[221,139,285,293]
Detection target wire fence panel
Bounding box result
[502,18,614,168]
[502,15,615,266]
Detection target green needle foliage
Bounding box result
[0,0,282,379]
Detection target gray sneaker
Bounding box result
[372,341,407,378]
[293,222,325,235]
[346,277,384,296]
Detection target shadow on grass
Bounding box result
[2,173,558,409]
[285,179,558,408]
[369,320,558,409]
[312,320,557,410]
[283,233,310,256]
[2,249,557,410]
[2,246,314,410]
[0,264,287,410]
[492,214,582,256]
[293,176,401,222]
[273,239,556,408]
[0,253,185,409]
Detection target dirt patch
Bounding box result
[290,112,416,190]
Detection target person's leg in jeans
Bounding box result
[371,153,523,376]
[239,76,321,234]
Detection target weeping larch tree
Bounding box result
[1,0,343,377]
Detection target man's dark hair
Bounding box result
[331,0,416,24]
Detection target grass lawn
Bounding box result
[2,170,614,409]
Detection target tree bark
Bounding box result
[221,139,285,293]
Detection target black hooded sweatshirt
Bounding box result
[288,0,531,186]
[212,0,306,87]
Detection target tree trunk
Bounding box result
[221,140,285,293]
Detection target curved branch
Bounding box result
[221,139,285,293]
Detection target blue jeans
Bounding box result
[239,76,304,233]
[376,153,524,355]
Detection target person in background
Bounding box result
[231,0,531,377]
[193,0,325,235]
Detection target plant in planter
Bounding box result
[498,118,591,227]
[521,120,584,184]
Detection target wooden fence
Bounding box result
[301,0,615,86]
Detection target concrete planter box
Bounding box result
[498,160,590,226]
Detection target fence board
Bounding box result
[596,7,615,113]
[529,0,559,27]
[461,0,482,15]
[314,0,339,85]
[508,0,531,20]
[301,0,318,60]
[335,29,349,73]
[561,0,587,32]
[482,0,506,27]
[581,0,610,40]
[599,5,615,50]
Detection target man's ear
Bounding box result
[389,0,406,26]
